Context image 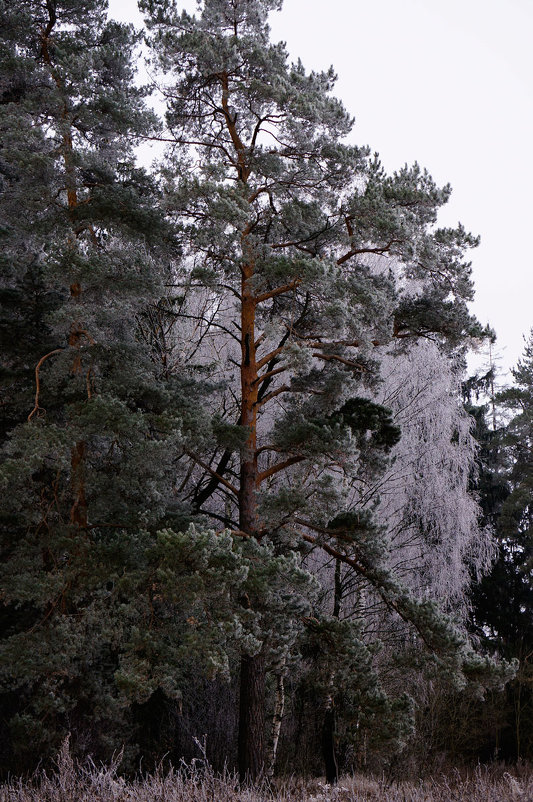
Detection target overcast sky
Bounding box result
[109,0,533,377]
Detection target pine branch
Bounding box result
[299,531,438,651]
[256,346,287,370]
[258,455,305,483]
[254,365,288,387]
[312,353,367,371]
[255,384,290,408]
[336,238,402,266]
[256,279,301,304]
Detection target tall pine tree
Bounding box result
[0,0,266,771]
[141,0,503,779]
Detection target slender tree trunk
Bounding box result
[219,68,265,781]
[41,7,90,529]
[322,558,342,784]
[267,670,285,777]
[239,266,258,535]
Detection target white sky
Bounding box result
[109,0,533,377]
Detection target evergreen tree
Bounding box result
[0,0,272,771]
[469,333,533,760]
[141,0,503,779]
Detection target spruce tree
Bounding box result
[141,0,504,779]
[469,333,533,759]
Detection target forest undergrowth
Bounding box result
[1,740,532,802]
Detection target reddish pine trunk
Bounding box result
[239,267,258,535]
[220,71,265,781]
[237,269,266,781]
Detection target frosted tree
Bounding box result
[373,339,495,607]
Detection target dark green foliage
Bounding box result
[334,398,401,451]
[0,524,313,771]
[288,616,414,774]
[466,333,533,760]
[0,0,228,774]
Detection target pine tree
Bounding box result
[0,0,261,771]
[140,0,502,779]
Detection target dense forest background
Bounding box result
[0,0,531,784]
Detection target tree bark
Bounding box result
[239,267,258,536]
[238,652,265,782]
[322,703,338,785]
[237,318,267,782]
[237,215,266,779]
[219,68,266,784]
[267,670,285,777]
[321,557,342,784]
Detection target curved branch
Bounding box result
[256,346,287,371]
[254,365,288,387]
[256,279,301,304]
[28,349,64,421]
[300,531,448,653]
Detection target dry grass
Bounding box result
[1,740,532,802]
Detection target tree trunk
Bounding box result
[321,557,342,784]
[237,241,265,781]
[322,703,338,785]
[267,670,285,777]
[238,652,265,782]
[70,439,88,527]
[239,268,258,536]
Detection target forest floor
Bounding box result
[1,743,531,802]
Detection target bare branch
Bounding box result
[256,346,287,370]
[312,353,367,371]
[28,349,64,421]
[185,449,239,497]
[336,238,402,266]
[255,444,284,456]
